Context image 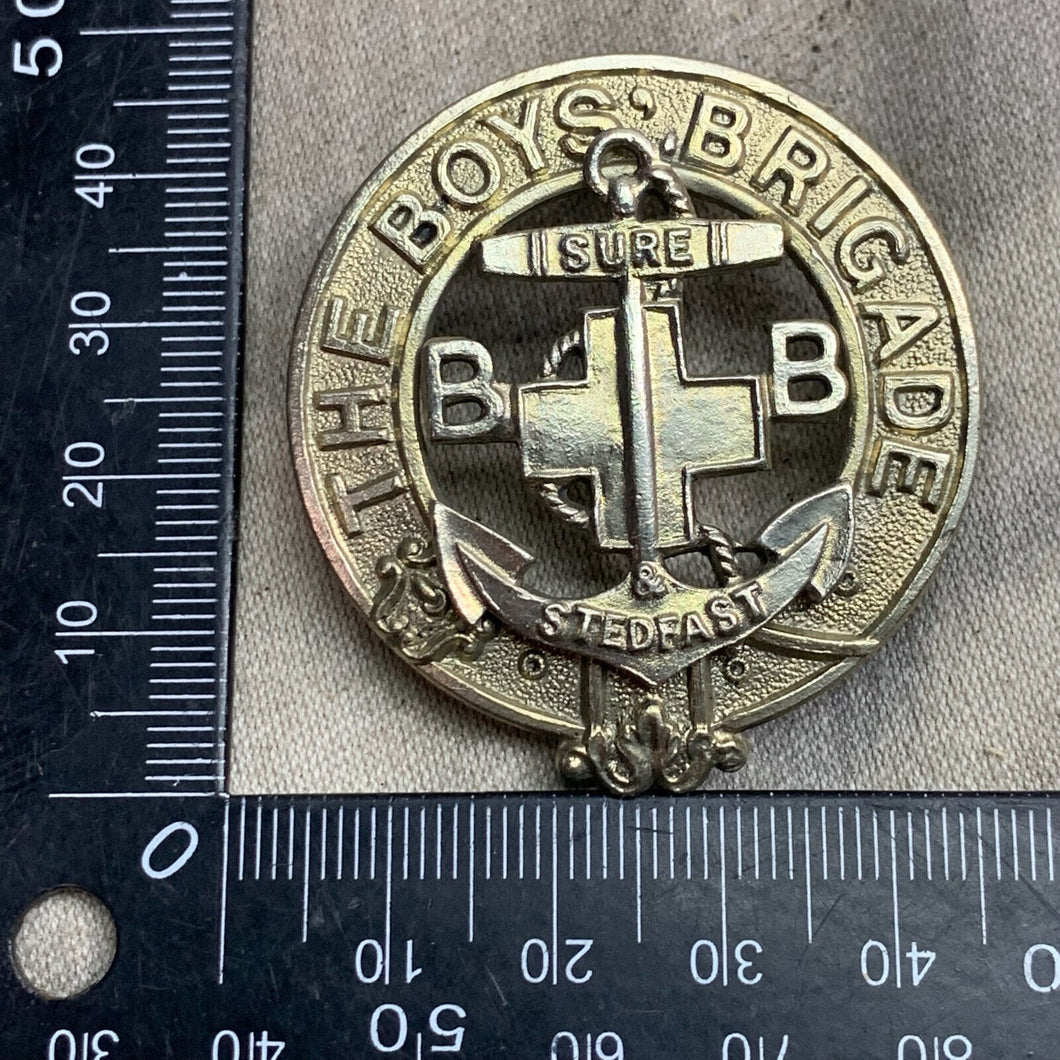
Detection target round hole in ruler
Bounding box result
[10,886,117,1000]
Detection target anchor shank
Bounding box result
[618,274,660,568]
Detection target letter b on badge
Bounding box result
[425,338,514,442]
[770,320,848,417]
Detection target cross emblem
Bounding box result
[425,129,855,588]
[470,128,784,571]
[521,299,766,553]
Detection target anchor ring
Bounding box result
[583,127,693,218]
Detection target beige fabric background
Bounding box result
[231,0,1060,795]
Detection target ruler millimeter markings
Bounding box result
[5,791,1060,1058]
[4,4,1060,1059]
[1,0,246,798]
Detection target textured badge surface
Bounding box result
[289,57,977,794]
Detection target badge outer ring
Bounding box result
[288,54,979,739]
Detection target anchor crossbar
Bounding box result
[480,218,784,281]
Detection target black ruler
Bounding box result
[4,792,1060,1058]
[1,0,246,797]
[3,4,1060,1058]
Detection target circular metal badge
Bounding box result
[289,56,978,795]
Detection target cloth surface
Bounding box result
[231,0,1060,795]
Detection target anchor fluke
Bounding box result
[755,483,854,602]
[433,503,533,625]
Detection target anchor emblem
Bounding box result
[425,128,855,792]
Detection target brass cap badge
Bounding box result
[290,58,978,795]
